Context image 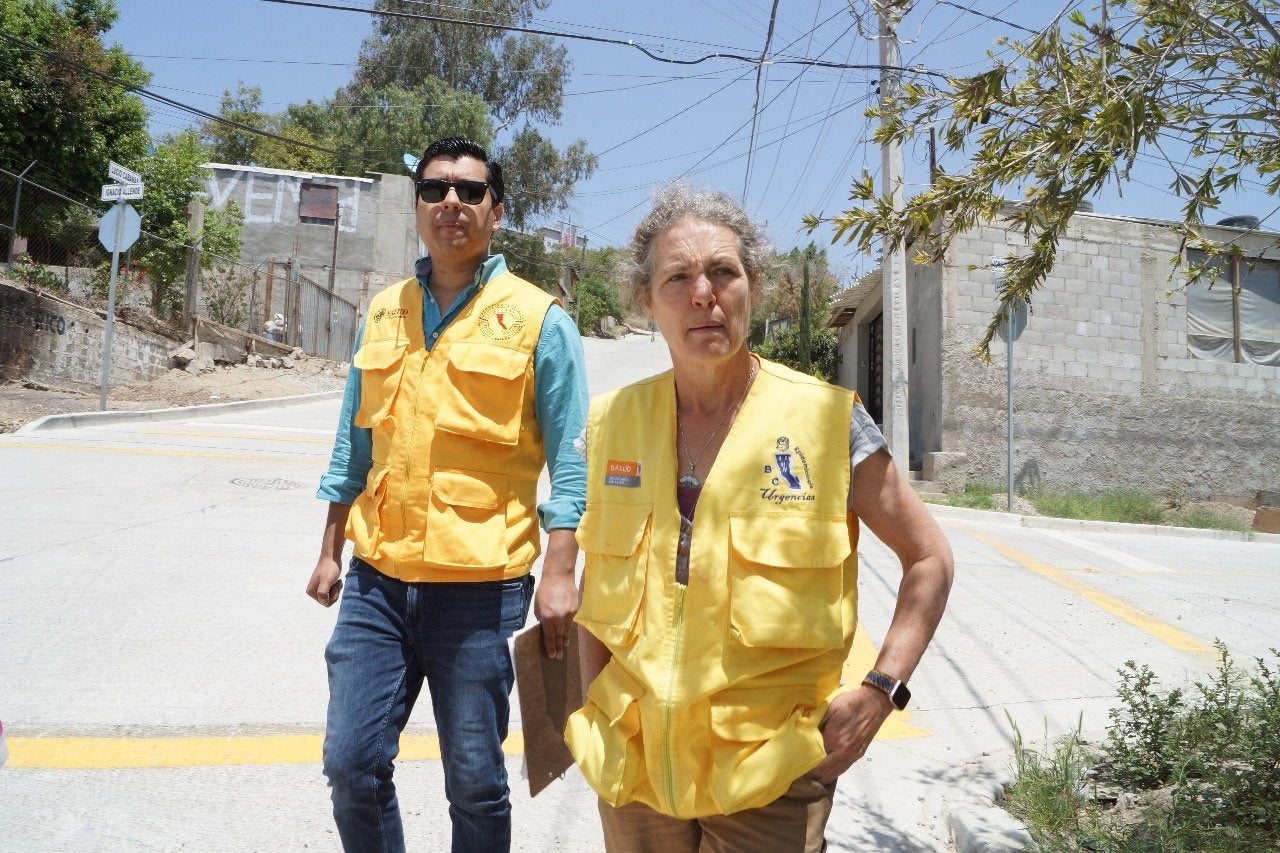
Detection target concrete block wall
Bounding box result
[931,214,1280,499]
[0,281,178,393]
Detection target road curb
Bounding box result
[14,390,344,435]
[925,502,1280,544]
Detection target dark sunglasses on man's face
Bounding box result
[415,178,490,205]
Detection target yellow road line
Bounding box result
[138,429,332,445]
[10,622,926,770]
[954,522,1215,657]
[0,441,322,464]
[7,733,525,770]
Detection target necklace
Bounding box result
[677,361,757,489]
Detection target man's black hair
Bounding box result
[414,137,504,205]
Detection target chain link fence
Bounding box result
[2,166,358,363]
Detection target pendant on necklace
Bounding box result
[678,471,700,489]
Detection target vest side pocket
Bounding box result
[707,683,825,814]
[565,660,649,807]
[347,464,392,559]
[353,340,409,428]
[726,513,850,649]
[436,341,529,445]
[576,502,652,647]
[422,468,509,569]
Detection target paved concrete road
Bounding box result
[2,333,1278,851]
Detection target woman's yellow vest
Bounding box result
[565,357,861,818]
[344,272,555,582]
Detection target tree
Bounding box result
[492,226,560,293]
[201,83,269,165]
[355,0,565,131]
[0,0,149,253]
[758,243,841,324]
[309,81,494,176]
[354,0,596,227]
[811,0,1280,359]
[133,131,242,316]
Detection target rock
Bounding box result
[244,353,261,367]
[264,358,281,369]
[1113,791,1141,811]
[290,347,306,360]
[172,347,197,367]
[280,357,295,370]
[1254,506,1280,534]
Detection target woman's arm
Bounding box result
[811,447,954,783]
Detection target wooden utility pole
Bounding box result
[879,5,911,469]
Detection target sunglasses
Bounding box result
[415,178,490,205]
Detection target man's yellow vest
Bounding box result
[565,358,861,818]
[345,272,555,582]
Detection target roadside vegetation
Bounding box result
[1004,643,1280,850]
[930,484,1254,533]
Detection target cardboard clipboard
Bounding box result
[513,623,583,797]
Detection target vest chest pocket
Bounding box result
[726,513,850,650]
[422,468,509,569]
[436,341,530,445]
[353,339,410,428]
[576,503,652,647]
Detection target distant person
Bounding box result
[264,313,284,342]
[307,137,588,852]
[565,184,954,852]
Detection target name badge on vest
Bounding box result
[604,460,641,488]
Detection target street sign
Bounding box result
[996,298,1029,343]
[101,182,144,202]
[98,204,142,253]
[108,160,142,186]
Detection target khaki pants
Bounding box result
[598,776,836,853]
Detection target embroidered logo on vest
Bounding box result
[478,303,525,341]
[760,435,816,504]
[373,307,410,323]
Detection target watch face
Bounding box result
[890,681,912,711]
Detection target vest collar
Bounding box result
[414,253,508,301]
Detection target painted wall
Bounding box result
[203,165,418,313]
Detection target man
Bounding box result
[307,137,587,853]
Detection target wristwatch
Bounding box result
[862,670,911,711]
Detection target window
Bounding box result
[1186,250,1280,366]
[299,183,338,225]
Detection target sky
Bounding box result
[104,0,1277,282]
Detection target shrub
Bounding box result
[10,254,66,293]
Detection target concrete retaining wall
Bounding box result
[0,280,179,393]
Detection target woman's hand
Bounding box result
[809,687,894,784]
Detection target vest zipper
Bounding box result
[661,583,687,817]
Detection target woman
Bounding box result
[565,184,954,852]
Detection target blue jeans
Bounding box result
[323,558,534,853]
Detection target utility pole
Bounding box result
[7,160,36,266]
[879,4,911,470]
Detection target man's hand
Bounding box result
[306,556,343,607]
[809,687,894,784]
[534,528,580,659]
[308,502,350,607]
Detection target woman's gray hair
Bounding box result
[624,183,772,308]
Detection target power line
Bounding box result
[255,0,949,76]
[0,32,341,157]
[930,0,1037,35]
